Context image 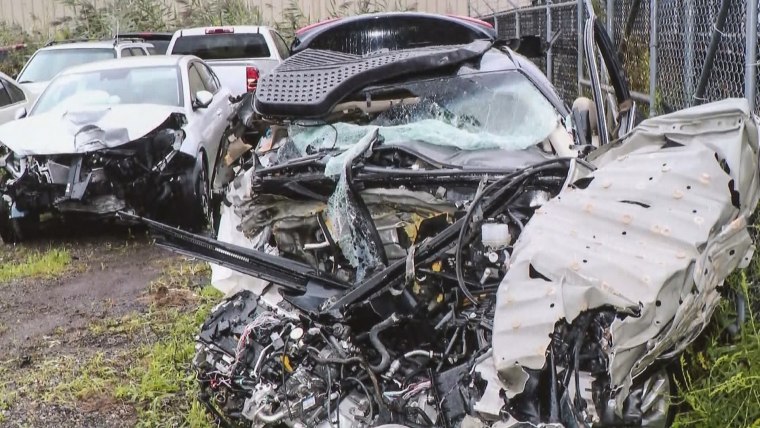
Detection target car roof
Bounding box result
[40,40,150,51]
[57,55,192,75]
[116,32,173,40]
[172,25,273,36]
[292,12,496,54]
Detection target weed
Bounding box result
[176,0,263,27]
[115,287,220,427]
[0,366,17,413]
[88,312,147,337]
[49,353,120,402]
[0,248,71,283]
[674,270,760,427]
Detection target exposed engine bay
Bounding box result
[131,98,760,428]
[123,31,760,426]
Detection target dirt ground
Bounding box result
[0,219,213,427]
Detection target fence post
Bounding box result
[578,0,584,97]
[685,0,695,102]
[746,0,758,110]
[649,0,658,116]
[516,11,521,38]
[606,0,614,34]
[546,0,553,82]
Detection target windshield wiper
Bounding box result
[17,80,34,84]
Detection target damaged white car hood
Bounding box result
[492,98,760,413]
[0,104,182,156]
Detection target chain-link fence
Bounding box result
[480,0,760,117]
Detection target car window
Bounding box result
[170,33,271,60]
[0,80,11,107]
[147,40,170,54]
[196,63,219,93]
[188,64,206,100]
[120,48,132,57]
[271,31,290,59]
[32,65,182,114]
[17,48,116,83]
[304,71,561,152]
[130,48,146,56]
[3,79,25,103]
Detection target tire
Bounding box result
[0,198,39,244]
[639,367,676,428]
[177,154,212,233]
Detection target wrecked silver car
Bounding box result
[133,12,760,428]
[0,55,234,242]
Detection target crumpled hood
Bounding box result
[0,104,182,156]
[492,98,760,412]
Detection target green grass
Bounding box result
[0,257,221,426]
[674,270,760,427]
[0,248,71,283]
[48,353,121,402]
[62,259,221,427]
[115,301,217,427]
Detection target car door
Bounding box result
[0,76,29,125]
[198,61,230,132]
[187,61,226,170]
[583,0,636,146]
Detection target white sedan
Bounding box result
[0,71,31,126]
[0,55,234,242]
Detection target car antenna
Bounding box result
[113,19,120,47]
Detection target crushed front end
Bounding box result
[0,108,202,240]
[171,100,758,428]
[133,33,760,427]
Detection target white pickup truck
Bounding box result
[166,26,289,97]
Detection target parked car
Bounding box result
[0,55,234,242]
[135,12,759,428]
[15,39,153,100]
[116,32,173,54]
[0,71,30,125]
[165,26,288,96]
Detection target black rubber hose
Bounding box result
[695,0,732,103]
[368,313,401,373]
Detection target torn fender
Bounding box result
[492,99,760,409]
[0,104,184,156]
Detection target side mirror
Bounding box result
[571,97,598,147]
[14,107,27,120]
[194,90,213,109]
[506,35,543,58]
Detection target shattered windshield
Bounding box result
[288,70,560,164]
[31,66,182,115]
[17,48,115,83]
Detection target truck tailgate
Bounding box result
[206,59,281,96]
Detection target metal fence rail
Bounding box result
[481,0,760,116]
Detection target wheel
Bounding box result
[177,154,212,233]
[0,198,39,243]
[639,367,676,428]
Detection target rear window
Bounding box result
[148,40,170,54]
[170,33,270,60]
[18,48,116,83]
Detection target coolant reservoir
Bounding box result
[481,223,511,250]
